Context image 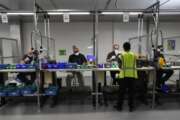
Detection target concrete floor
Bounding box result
[0,99,180,120]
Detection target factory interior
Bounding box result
[1,0,180,120]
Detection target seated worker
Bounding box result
[66,45,87,87]
[106,44,121,85]
[156,48,174,88]
[16,49,38,85]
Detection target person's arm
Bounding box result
[20,55,30,64]
[81,54,87,64]
[68,55,73,63]
[106,52,112,62]
[117,54,122,68]
[118,54,122,68]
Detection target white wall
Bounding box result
[0,23,22,64]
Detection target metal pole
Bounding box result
[146,19,150,59]
[140,15,144,55]
[152,2,160,109]
[34,0,41,111]
[47,17,51,58]
[33,0,38,50]
[160,30,164,49]
[112,21,115,49]
[138,14,141,55]
[0,39,3,64]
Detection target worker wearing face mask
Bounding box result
[66,45,87,87]
[16,49,38,85]
[106,44,121,85]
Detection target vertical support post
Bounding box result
[0,39,3,64]
[138,14,141,56]
[33,0,41,111]
[93,12,99,64]
[47,17,51,58]
[146,19,150,59]
[112,21,115,49]
[33,0,38,50]
[92,11,99,108]
[152,1,160,109]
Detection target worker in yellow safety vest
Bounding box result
[114,42,137,112]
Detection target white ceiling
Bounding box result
[0,0,180,11]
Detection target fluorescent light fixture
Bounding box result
[160,12,180,15]
[48,12,90,15]
[88,45,93,49]
[101,12,123,15]
[129,12,142,15]
[69,12,90,15]
[7,12,34,16]
[102,12,142,15]
[48,12,64,15]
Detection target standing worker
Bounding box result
[106,44,121,85]
[66,45,87,87]
[114,42,137,112]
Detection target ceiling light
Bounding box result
[7,12,34,16]
[48,12,64,15]
[101,12,124,15]
[48,12,90,15]
[160,12,180,15]
[102,12,142,15]
[69,12,90,15]
[129,12,142,15]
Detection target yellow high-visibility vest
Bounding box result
[159,57,166,69]
[118,51,138,79]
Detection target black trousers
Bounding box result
[156,69,174,88]
[17,72,36,85]
[110,71,119,85]
[117,78,135,108]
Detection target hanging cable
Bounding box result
[115,0,118,9]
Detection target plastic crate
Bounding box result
[52,64,58,69]
[0,87,7,96]
[65,63,77,69]
[16,64,29,69]
[45,86,58,96]
[21,86,36,95]
[98,64,104,68]
[47,64,53,69]
[7,89,21,96]
[57,62,67,69]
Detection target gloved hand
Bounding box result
[111,56,116,60]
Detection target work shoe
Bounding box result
[113,105,122,111]
[129,107,135,112]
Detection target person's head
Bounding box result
[33,50,39,58]
[27,48,33,56]
[72,45,79,54]
[123,42,131,51]
[113,44,119,51]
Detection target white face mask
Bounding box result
[75,52,80,56]
[114,50,119,55]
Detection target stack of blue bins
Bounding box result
[16,64,35,69]
[45,85,59,96]
[65,63,77,69]
[21,85,37,96]
[0,64,6,69]
[58,62,67,69]
[5,85,21,96]
[0,85,7,96]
